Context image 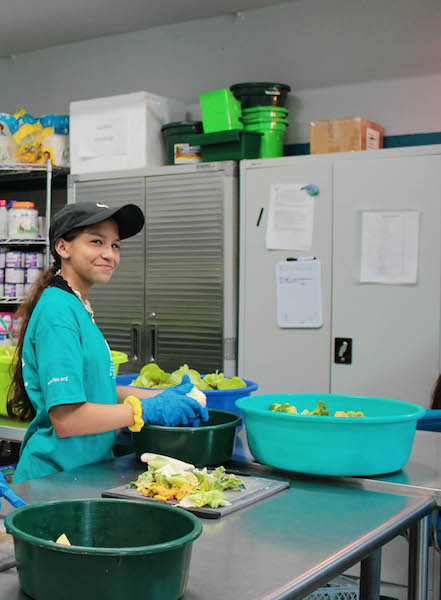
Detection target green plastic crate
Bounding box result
[188,129,262,162]
[199,89,243,133]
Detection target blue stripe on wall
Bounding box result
[284,132,441,156]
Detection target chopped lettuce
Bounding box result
[217,377,247,390]
[203,370,224,388]
[169,364,201,386]
[127,456,244,508]
[130,363,170,388]
[179,490,231,509]
[128,362,248,391]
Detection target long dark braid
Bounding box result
[7,228,84,421]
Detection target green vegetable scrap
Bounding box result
[268,400,365,417]
[130,363,170,389]
[310,400,330,416]
[127,456,244,508]
[203,370,224,388]
[169,364,202,387]
[130,362,247,390]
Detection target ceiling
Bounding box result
[0,0,290,57]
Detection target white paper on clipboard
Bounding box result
[276,259,323,328]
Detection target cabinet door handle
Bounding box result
[131,323,142,362]
[150,323,158,363]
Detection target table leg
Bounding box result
[360,548,382,600]
[408,515,430,600]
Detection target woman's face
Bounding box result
[59,218,121,285]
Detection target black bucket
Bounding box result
[230,82,291,108]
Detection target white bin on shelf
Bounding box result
[70,91,186,174]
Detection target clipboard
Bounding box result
[276,258,323,328]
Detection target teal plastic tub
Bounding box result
[235,393,426,476]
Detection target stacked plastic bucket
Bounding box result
[230,82,291,159]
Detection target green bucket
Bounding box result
[6,498,203,600]
[242,106,289,119]
[111,350,128,375]
[241,116,289,158]
[0,352,16,417]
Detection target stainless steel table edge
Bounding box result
[260,496,434,600]
[229,449,441,507]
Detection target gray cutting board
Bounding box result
[102,474,290,519]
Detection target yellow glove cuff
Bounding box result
[124,395,145,432]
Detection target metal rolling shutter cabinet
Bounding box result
[145,170,224,374]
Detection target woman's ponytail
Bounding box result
[8,226,84,421]
[7,262,60,421]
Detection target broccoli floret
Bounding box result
[346,411,365,417]
[269,403,281,412]
[286,406,298,414]
[310,400,330,416]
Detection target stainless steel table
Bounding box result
[0,454,434,600]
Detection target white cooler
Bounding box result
[70,91,186,174]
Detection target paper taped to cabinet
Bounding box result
[360,210,420,284]
[265,184,314,250]
[276,259,323,328]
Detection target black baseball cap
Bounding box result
[49,201,145,252]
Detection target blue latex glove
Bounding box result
[140,374,209,427]
[0,471,26,508]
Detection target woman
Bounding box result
[9,201,208,483]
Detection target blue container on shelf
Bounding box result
[235,393,426,476]
[116,374,258,431]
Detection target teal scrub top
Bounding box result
[13,285,117,483]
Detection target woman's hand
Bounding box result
[126,375,209,429]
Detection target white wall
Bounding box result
[0,0,439,144]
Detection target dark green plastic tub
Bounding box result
[161,121,203,165]
[230,82,291,108]
[188,129,262,161]
[131,409,242,465]
[5,498,202,600]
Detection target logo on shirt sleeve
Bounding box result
[48,376,69,386]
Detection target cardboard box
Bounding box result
[70,91,186,174]
[310,118,384,154]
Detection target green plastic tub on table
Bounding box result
[235,393,426,476]
[131,409,242,466]
[5,498,202,600]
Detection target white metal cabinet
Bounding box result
[331,154,441,406]
[239,156,333,394]
[239,146,441,407]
